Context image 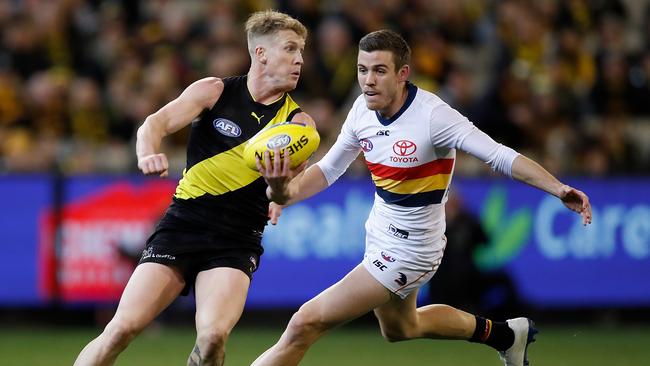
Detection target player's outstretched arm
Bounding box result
[285,164,329,204]
[511,155,592,225]
[264,164,329,225]
[136,77,224,177]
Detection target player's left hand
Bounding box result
[268,202,284,225]
[559,185,592,225]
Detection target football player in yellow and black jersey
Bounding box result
[74,10,315,366]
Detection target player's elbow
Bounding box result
[138,114,166,141]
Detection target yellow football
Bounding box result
[243,122,320,170]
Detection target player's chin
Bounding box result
[364,99,382,111]
[284,79,299,91]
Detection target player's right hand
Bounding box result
[138,153,169,177]
[559,184,592,225]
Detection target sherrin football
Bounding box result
[243,122,320,170]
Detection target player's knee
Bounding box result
[103,320,142,349]
[196,327,229,355]
[286,307,328,343]
[380,326,413,343]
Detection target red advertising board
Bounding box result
[39,181,175,302]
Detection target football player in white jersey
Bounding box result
[253,30,592,366]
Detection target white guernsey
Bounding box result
[255,30,590,366]
[316,82,519,297]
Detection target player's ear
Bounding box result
[397,64,410,82]
[255,46,267,64]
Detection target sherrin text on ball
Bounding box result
[243,122,320,170]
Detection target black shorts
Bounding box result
[139,215,262,296]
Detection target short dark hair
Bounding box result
[359,30,411,70]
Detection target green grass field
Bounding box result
[1,324,648,365]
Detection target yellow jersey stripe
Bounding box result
[371,173,452,194]
[174,95,300,199]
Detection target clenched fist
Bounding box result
[138,153,169,177]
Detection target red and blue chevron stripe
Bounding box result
[365,158,454,206]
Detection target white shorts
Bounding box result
[362,202,447,299]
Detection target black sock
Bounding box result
[469,316,514,352]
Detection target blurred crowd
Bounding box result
[1,0,649,177]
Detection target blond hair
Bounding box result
[245,10,307,54]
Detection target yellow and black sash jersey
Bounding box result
[166,75,302,247]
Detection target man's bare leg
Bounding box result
[187,267,250,366]
[374,289,534,366]
[373,289,475,342]
[74,263,185,366]
[252,264,391,366]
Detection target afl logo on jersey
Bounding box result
[393,140,417,156]
[213,118,242,137]
[267,134,292,149]
[359,138,373,152]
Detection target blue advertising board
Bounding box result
[1,175,52,304]
[465,178,650,307]
[251,178,650,308]
[1,175,648,308]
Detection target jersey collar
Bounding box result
[374,81,417,126]
[245,75,287,109]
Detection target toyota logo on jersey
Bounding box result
[392,140,417,156]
